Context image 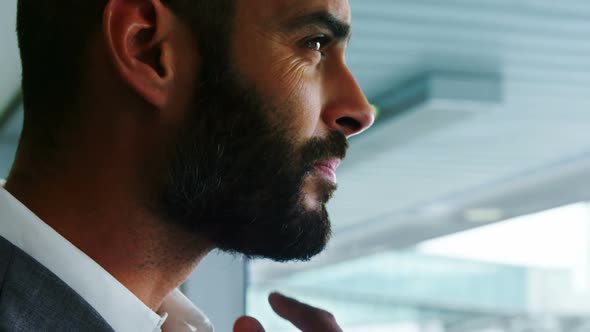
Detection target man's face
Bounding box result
[153,0,373,262]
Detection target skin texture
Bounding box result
[6,0,372,329]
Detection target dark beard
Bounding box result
[150,44,347,263]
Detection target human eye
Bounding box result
[303,35,333,55]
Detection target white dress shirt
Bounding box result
[0,181,214,332]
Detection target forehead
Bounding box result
[237,0,352,25]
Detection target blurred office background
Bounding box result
[2,0,590,331]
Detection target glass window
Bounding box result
[248,203,590,331]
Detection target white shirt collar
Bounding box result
[0,181,213,332]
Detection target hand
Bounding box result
[234,292,343,332]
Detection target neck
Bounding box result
[5,146,212,311]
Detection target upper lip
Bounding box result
[314,159,342,172]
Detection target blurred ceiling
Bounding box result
[1,0,590,268]
[332,0,590,233]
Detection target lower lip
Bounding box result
[314,164,337,183]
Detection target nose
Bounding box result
[321,65,375,138]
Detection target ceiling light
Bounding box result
[464,208,504,224]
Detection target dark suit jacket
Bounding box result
[0,235,115,331]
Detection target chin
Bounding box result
[302,176,338,209]
[302,192,324,211]
[211,192,334,262]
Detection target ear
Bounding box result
[103,0,177,108]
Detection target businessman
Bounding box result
[0,0,374,331]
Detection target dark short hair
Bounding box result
[16,0,234,123]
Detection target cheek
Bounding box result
[291,84,323,142]
[267,55,324,141]
[233,31,324,141]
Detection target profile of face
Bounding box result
[152,0,374,262]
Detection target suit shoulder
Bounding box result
[0,236,16,289]
[0,236,114,331]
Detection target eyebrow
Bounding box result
[284,11,352,43]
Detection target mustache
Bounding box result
[300,131,348,173]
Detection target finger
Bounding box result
[234,316,266,332]
[268,292,342,332]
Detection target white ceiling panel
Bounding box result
[347,0,590,98]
